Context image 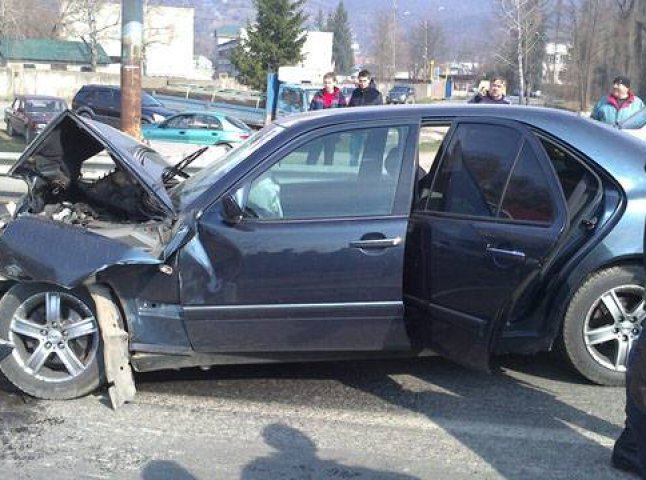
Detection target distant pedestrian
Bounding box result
[347,70,382,165]
[309,72,347,110]
[468,77,510,105]
[612,315,646,478]
[349,70,383,107]
[307,72,346,165]
[591,75,645,126]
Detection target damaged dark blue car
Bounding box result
[0,105,644,402]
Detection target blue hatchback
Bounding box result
[142,111,251,148]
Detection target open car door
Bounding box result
[405,118,567,371]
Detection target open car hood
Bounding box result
[9,110,175,216]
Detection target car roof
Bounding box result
[20,95,66,101]
[275,104,646,185]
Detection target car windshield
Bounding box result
[170,124,283,210]
[25,99,67,112]
[142,93,163,107]
[390,86,409,92]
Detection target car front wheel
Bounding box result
[560,265,644,386]
[0,283,104,399]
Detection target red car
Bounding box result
[4,95,68,144]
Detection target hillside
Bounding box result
[156,0,494,61]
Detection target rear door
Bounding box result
[405,118,567,370]
[187,113,223,145]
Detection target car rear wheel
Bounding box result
[560,266,644,386]
[0,283,104,399]
[221,142,234,151]
[78,111,93,120]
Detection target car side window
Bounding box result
[499,142,555,223]
[194,114,222,130]
[239,126,409,220]
[539,137,600,221]
[167,115,191,129]
[425,123,522,218]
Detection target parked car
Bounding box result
[4,95,67,144]
[72,84,175,128]
[0,105,644,401]
[386,85,415,104]
[142,111,251,149]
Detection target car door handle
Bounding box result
[350,237,402,249]
[178,131,186,134]
[486,245,526,260]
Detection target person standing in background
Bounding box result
[591,75,644,126]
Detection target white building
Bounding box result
[60,2,200,79]
[544,42,570,85]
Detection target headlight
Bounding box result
[151,113,166,123]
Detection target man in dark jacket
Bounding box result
[612,289,646,478]
[468,77,511,105]
[347,70,382,165]
[349,70,383,107]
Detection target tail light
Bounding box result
[238,133,250,139]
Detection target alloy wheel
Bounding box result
[8,291,99,383]
[584,285,645,373]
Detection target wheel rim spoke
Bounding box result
[26,343,51,374]
[45,292,61,325]
[630,300,646,324]
[65,317,97,340]
[585,325,617,346]
[56,345,85,377]
[11,316,45,340]
[600,290,627,323]
[615,337,631,369]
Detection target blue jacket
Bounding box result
[591,93,645,126]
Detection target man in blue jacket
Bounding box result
[591,76,645,126]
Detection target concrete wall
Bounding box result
[0,67,238,102]
[0,67,120,101]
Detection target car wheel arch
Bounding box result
[551,258,644,384]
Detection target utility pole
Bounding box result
[392,0,397,80]
[424,20,428,81]
[121,0,143,138]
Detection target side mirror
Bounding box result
[221,195,244,225]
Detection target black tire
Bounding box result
[78,110,93,120]
[0,283,104,399]
[221,142,234,151]
[559,265,645,386]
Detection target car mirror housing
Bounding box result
[221,194,244,225]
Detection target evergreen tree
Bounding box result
[230,0,307,91]
[315,8,327,31]
[328,1,354,74]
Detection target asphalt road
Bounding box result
[0,354,632,480]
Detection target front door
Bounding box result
[180,122,418,353]
[405,119,567,370]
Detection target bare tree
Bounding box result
[56,0,119,71]
[370,12,394,82]
[495,0,549,102]
[405,19,444,81]
[0,0,26,39]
